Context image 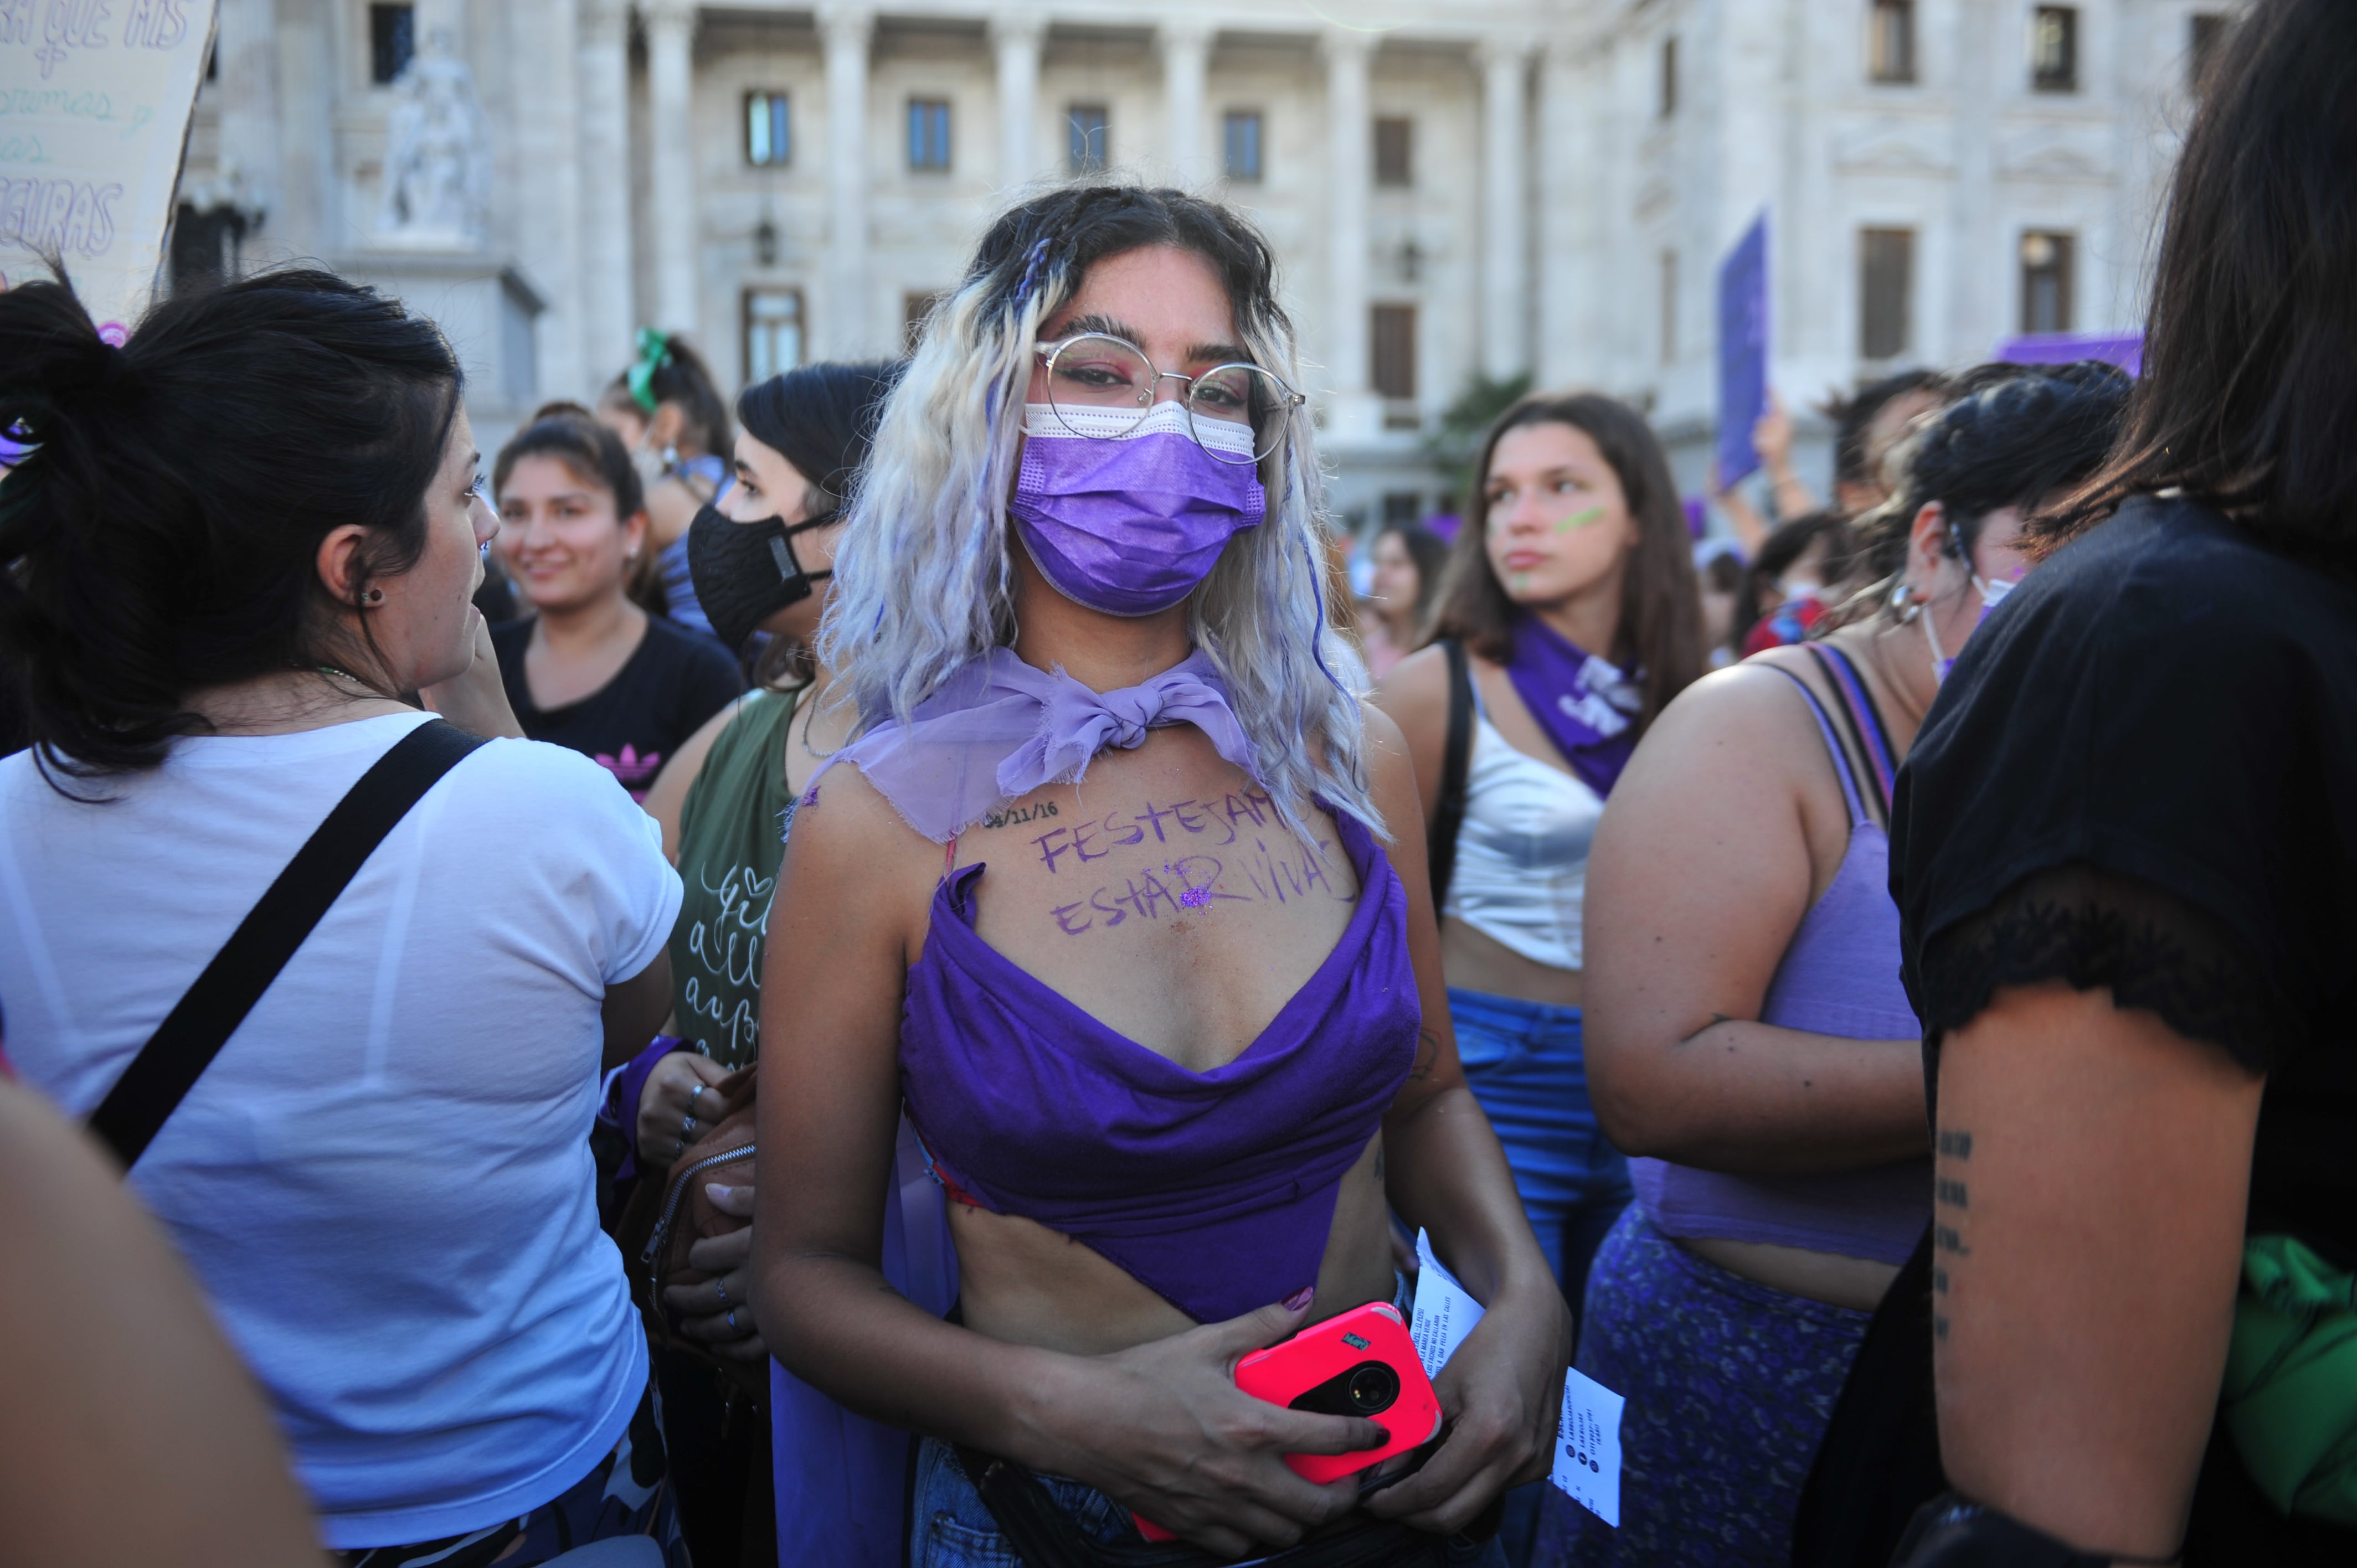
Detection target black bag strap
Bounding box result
[1790,1223,1946,1568]
[89,720,488,1170]
[1425,638,1476,910]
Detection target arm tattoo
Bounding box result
[1933,1125,1973,1340]
[1409,1029,1442,1080]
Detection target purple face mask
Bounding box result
[1009,402,1267,617]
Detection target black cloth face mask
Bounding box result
[686,502,836,652]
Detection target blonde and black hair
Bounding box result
[818,184,1377,838]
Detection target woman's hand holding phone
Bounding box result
[1031,1290,1391,1558]
[1360,1275,1568,1535]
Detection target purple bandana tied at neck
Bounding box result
[1503,616,1644,798]
[817,647,1263,842]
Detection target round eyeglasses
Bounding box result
[1035,333,1305,465]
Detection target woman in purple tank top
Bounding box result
[750,187,1568,1567]
[1533,367,2130,1568]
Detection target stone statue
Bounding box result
[375,30,490,249]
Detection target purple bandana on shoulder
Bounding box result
[818,647,1262,842]
[1503,616,1644,798]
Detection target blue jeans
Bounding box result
[909,1438,1507,1567]
[1446,988,1633,1568]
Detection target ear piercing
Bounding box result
[361,589,387,606]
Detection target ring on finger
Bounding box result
[715,1277,729,1307]
[682,1114,697,1139]
[725,1308,739,1333]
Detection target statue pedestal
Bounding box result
[341,250,546,453]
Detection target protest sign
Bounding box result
[2,0,221,337]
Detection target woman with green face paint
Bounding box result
[1372,391,1703,1566]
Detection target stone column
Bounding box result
[214,0,279,246]
[822,6,873,358]
[508,0,584,401]
[645,0,701,339]
[1535,38,1590,389]
[271,0,334,255]
[991,12,1043,189]
[1478,39,1533,382]
[575,0,636,377]
[1320,29,1375,441]
[1160,19,1212,183]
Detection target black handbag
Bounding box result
[88,720,488,1169]
[950,1446,1483,1568]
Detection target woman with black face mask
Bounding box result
[618,359,900,1568]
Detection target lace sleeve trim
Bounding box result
[1915,862,2296,1073]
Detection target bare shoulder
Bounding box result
[1617,656,1823,800]
[1357,704,1420,811]
[642,693,750,858]
[1372,643,1450,722]
[786,757,938,879]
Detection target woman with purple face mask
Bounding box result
[749,187,1563,1567]
[1532,363,2129,1568]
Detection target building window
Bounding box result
[1869,0,1916,84]
[1223,110,1264,182]
[903,291,945,351]
[2189,13,2229,93]
[1659,36,1679,118]
[368,3,414,86]
[1371,304,1417,403]
[1860,227,1915,359]
[1373,117,1412,188]
[2031,6,2078,93]
[1067,104,1109,173]
[908,99,952,172]
[744,288,805,386]
[745,92,791,167]
[1659,250,1678,363]
[2020,231,2075,334]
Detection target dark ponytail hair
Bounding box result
[0,267,462,783]
[604,333,730,458]
[1427,391,1704,735]
[493,401,645,521]
[735,359,904,519]
[2035,0,2357,560]
[733,360,903,688]
[1847,361,2132,600]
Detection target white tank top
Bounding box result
[1441,702,1605,972]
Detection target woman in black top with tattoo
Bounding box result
[1887,2,2357,1562]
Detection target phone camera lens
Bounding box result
[1346,1362,1399,1415]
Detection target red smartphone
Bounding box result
[1135,1302,1444,1542]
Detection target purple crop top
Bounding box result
[1629,647,1929,1267]
[899,808,1420,1324]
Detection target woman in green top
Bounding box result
[632,360,902,1568]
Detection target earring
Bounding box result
[1888,579,1921,622]
[361,588,386,606]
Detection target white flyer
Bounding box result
[1407,1228,1485,1378]
[1550,1367,1625,1527]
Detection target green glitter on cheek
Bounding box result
[1510,570,1533,592]
[1554,505,1605,534]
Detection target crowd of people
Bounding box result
[0,3,2349,1565]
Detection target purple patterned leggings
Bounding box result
[1535,1208,1871,1568]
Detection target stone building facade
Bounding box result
[174,0,2232,524]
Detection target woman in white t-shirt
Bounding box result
[0,269,687,1566]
